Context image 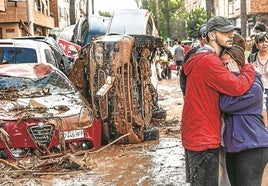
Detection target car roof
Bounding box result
[12,36,60,50]
[13,36,57,46]
[12,36,70,60]
[2,38,71,76]
[0,39,51,49]
[0,38,59,67]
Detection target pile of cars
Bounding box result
[0,8,165,161]
[0,36,97,160]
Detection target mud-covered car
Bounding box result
[69,9,165,144]
[0,63,101,160]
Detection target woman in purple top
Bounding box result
[220,44,268,186]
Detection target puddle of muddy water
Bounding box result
[146,138,190,186]
[49,138,190,186]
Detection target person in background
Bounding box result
[181,16,255,186]
[159,43,173,79]
[251,21,267,54]
[170,40,178,56]
[173,40,184,76]
[183,42,191,55]
[220,44,268,186]
[248,32,268,127]
[245,36,252,58]
[180,24,207,96]
[154,48,162,81]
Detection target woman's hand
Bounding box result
[227,60,240,73]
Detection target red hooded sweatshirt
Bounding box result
[181,46,255,151]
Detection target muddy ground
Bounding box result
[1,70,268,186]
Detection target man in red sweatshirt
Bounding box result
[181,16,255,186]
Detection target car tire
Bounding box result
[152,108,166,120]
[143,127,159,141]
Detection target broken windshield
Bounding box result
[0,71,75,99]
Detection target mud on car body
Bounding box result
[69,9,165,144]
[0,63,101,160]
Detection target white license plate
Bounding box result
[64,129,84,140]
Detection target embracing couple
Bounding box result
[181,16,268,186]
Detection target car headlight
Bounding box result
[79,106,93,126]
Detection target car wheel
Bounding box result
[152,107,166,120]
[143,127,159,141]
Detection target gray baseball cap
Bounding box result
[199,24,207,37]
[206,16,239,33]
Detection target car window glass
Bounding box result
[0,47,38,64]
[44,49,57,67]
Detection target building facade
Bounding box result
[0,0,54,38]
[0,0,84,39]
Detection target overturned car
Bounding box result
[69,9,165,144]
[0,63,101,160]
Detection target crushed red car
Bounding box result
[0,63,101,160]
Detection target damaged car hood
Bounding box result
[0,92,84,120]
[0,63,89,121]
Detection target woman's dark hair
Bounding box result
[233,33,246,50]
[254,22,267,32]
[222,45,245,66]
[255,32,268,44]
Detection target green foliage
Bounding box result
[141,1,207,42]
[98,11,112,17]
[141,0,186,41]
[185,8,207,39]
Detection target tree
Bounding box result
[98,11,111,17]
[186,8,207,40]
[163,0,171,38]
[141,0,186,41]
[205,0,214,21]
[240,0,247,37]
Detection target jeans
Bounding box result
[185,148,219,186]
[226,147,268,186]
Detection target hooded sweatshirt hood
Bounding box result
[183,44,215,76]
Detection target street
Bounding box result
[1,70,268,186]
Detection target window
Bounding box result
[0,47,38,64]
[44,49,57,67]
[228,0,234,15]
[35,0,41,12]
